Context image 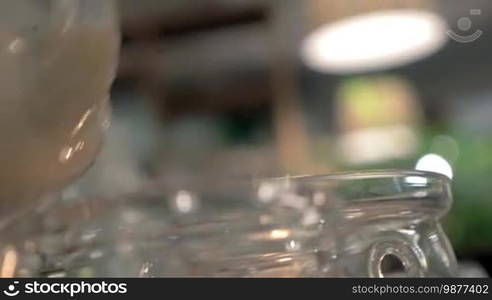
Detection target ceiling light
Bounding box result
[302,9,448,74]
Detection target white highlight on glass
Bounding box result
[257,182,276,203]
[270,229,290,240]
[415,153,453,179]
[175,190,196,213]
[302,10,448,74]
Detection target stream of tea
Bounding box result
[0,3,118,219]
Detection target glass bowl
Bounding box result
[0,170,457,277]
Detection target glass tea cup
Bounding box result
[0,170,457,277]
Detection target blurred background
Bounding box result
[66,0,492,274]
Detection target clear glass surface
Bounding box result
[0,170,457,277]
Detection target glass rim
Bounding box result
[259,169,452,219]
[266,169,451,182]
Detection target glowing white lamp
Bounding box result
[302,10,448,74]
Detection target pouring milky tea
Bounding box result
[0,0,119,222]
